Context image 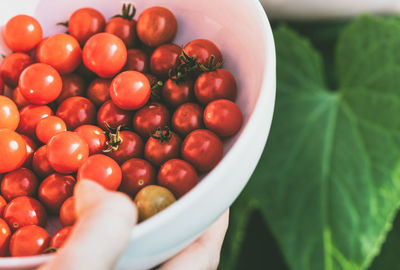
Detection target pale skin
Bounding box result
[39,180,229,270]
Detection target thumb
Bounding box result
[40,180,137,270]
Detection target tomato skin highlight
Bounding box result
[3,15,43,52]
[203,99,242,137]
[59,197,76,227]
[106,17,136,48]
[68,8,106,45]
[158,159,198,198]
[194,69,237,105]
[120,158,156,197]
[124,49,149,73]
[56,97,96,130]
[3,196,47,231]
[1,168,38,202]
[0,96,20,131]
[0,129,27,174]
[75,125,107,155]
[50,226,73,249]
[83,33,127,78]
[97,100,132,130]
[18,105,53,137]
[19,63,62,105]
[36,116,67,144]
[172,103,203,137]
[36,33,82,74]
[0,218,10,256]
[47,131,89,174]
[136,7,177,47]
[183,39,222,66]
[150,43,181,79]
[77,154,122,191]
[133,102,170,138]
[181,129,223,172]
[32,145,55,178]
[0,53,34,88]
[110,71,151,110]
[38,173,75,213]
[9,225,50,257]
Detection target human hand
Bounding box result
[39,180,229,270]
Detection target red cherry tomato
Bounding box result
[0,96,19,130]
[50,226,72,250]
[124,49,148,73]
[86,78,111,107]
[110,71,150,110]
[172,103,203,136]
[1,168,38,202]
[12,87,30,110]
[47,131,89,174]
[133,102,170,138]
[105,4,136,48]
[56,74,86,104]
[194,69,237,105]
[68,8,106,44]
[32,146,54,178]
[136,7,177,47]
[83,33,127,78]
[183,39,222,66]
[75,125,107,155]
[0,196,7,217]
[204,99,242,137]
[36,33,81,74]
[150,43,181,78]
[0,130,27,174]
[162,79,194,108]
[181,129,223,172]
[19,63,62,105]
[18,105,53,137]
[106,130,144,164]
[36,116,67,144]
[77,154,122,190]
[158,159,198,198]
[97,100,132,130]
[21,135,37,168]
[75,62,96,80]
[9,225,50,257]
[0,218,10,256]
[0,78,3,95]
[144,129,181,167]
[56,97,96,130]
[59,197,76,227]
[0,53,33,87]
[3,196,46,230]
[38,173,75,213]
[120,158,156,197]
[3,15,42,52]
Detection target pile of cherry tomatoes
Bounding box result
[0,3,242,257]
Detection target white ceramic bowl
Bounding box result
[0,0,275,269]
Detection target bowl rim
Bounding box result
[0,0,276,266]
[129,0,276,238]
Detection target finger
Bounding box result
[159,209,229,270]
[40,180,137,270]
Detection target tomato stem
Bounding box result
[198,55,223,72]
[103,123,124,152]
[113,3,136,20]
[44,247,58,253]
[150,127,172,143]
[57,21,68,27]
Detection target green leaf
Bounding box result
[250,15,400,270]
[369,212,400,270]
[219,188,256,270]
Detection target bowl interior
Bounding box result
[0,0,274,269]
